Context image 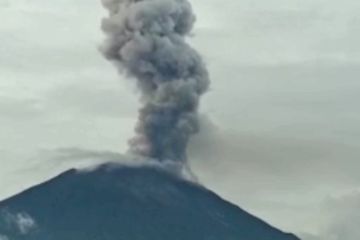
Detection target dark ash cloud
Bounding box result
[100,0,209,163]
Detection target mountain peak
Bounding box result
[0,163,300,240]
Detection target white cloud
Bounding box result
[0,96,43,119]
[299,191,360,240]
[0,148,130,200]
[14,213,36,235]
[189,117,360,233]
[320,192,360,240]
[44,82,138,118]
[1,210,36,235]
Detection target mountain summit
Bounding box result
[0,163,300,240]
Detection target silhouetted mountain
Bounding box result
[0,163,300,240]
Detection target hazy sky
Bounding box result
[1,0,360,239]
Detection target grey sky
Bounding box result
[1,0,359,239]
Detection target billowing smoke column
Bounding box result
[101,0,209,164]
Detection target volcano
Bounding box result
[0,164,300,240]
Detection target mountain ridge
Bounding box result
[0,163,301,240]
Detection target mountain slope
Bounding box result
[0,163,300,240]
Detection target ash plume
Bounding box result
[100,0,209,164]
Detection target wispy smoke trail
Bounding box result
[101,0,209,163]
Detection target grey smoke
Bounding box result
[100,0,209,163]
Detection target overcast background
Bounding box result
[1,0,360,239]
